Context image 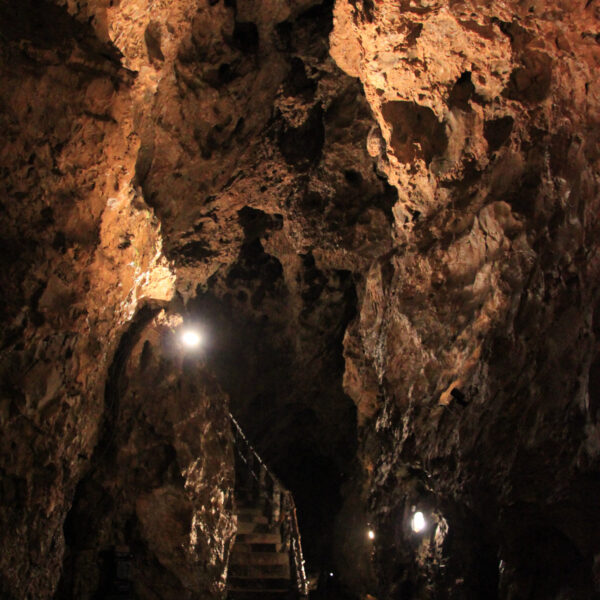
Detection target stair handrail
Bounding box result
[229,413,282,488]
[285,490,310,597]
[228,413,309,598]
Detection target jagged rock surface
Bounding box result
[0,0,388,597]
[1,0,600,598]
[0,2,176,597]
[330,1,600,598]
[56,310,235,599]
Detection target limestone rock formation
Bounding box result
[330,1,600,597]
[0,0,599,598]
[56,310,235,599]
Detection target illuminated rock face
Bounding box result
[1,0,600,598]
[55,311,235,599]
[0,3,177,597]
[0,1,384,597]
[330,1,600,597]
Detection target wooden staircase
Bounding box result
[226,416,308,600]
[227,501,292,598]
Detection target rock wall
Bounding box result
[330,0,600,597]
[0,2,176,597]
[2,0,600,598]
[56,310,235,600]
[0,0,387,596]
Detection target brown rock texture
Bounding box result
[1,0,600,598]
[0,2,177,597]
[0,0,386,596]
[330,0,600,597]
[56,310,235,599]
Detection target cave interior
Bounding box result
[1,0,600,599]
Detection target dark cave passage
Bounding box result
[187,239,358,589]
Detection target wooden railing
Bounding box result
[229,414,309,597]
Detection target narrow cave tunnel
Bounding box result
[2,0,600,599]
[187,211,359,587]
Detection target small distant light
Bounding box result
[367,529,375,540]
[329,572,334,577]
[181,329,202,349]
[411,511,426,533]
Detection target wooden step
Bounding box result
[235,501,272,511]
[228,575,291,585]
[236,533,280,544]
[230,563,290,578]
[229,481,294,599]
[227,592,290,599]
[231,551,289,566]
[236,520,271,534]
[227,587,290,597]
[235,543,281,554]
[238,513,269,525]
[237,507,266,517]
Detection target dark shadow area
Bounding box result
[484,116,514,152]
[54,307,159,599]
[499,505,592,600]
[381,100,448,165]
[505,50,553,105]
[0,0,123,65]
[187,218,358,586]
[448,71,475,111]
[279,105,325,170]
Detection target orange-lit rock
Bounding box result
[1,0,600,598]
[56,311,234,599]
[331,1,600,597]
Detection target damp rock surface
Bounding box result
[1,0,600,599]
[55,311,235,600]
[0,0,388,597]
[330,0,600,597]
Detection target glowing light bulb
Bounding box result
[329,572,334,578]
[181,329,202,349]
[367,529,375,540]
[411,511,426,533]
